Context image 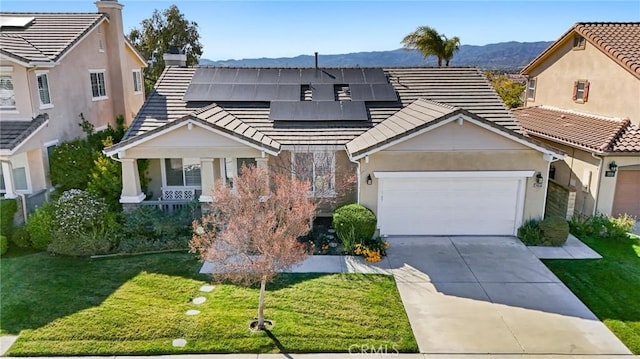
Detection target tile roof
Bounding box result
[522,22,640,79]
[123,66,519,147]
[0,12,105,63]
[0,114,48,151]
[512,106,640,153]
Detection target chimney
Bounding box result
[314,52,318,70]
[95,0,129,122]
[163,46,187,67]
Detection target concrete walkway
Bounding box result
[387,236,630,355]
[527,234,602,259]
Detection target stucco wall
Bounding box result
[596,158,640,216]
[526,37,640,125]
[0,64,32,119]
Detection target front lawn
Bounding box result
[1,251,417,355]
[544,233,640,354]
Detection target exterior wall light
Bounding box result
[366,174,373,185]
[609,161,618,173]
[534,172,543,187]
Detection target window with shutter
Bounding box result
[573,80,589,103]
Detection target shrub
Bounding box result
[354,236,390,262]
[569,213,636,240]
[0,198,17,238]
[49,139,96,191]
[48,189,119,256]
[117,205,196,253]
[0,235,7,256]
[517,218,544,245]
[11,227,31,248]
[87,154,122,212]
[26,202,55,250]
[539,216,569,246]
[333,204,377,251]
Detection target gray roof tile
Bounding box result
[0,114,48,151]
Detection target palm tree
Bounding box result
[401,26,460,66]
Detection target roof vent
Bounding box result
[163,45,187,67]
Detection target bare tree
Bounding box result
[190,165,316,330]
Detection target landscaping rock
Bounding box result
[329,242,338,248]
[172,338,187,347]
[192,296,206,305]
[186,309,200,316]
[199,284,215,292]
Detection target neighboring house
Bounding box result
[0,0,146,205]
[105,58,563,237]
[516,22,640,219]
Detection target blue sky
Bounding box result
[1,1,638,60]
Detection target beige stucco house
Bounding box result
[0,0,146,208]
[516,22,640,219]
[106,61,563,236]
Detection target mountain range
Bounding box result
[199,41,553,71]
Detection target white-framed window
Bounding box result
[0,73,16,110]
[132,70,143,94]
[0,166,29,192]
[291,151,336,197]
[572,80,590,102]
[36,71,53,109]
[527,78,536,100]
[89,70,107,100]
[163,158,201,187]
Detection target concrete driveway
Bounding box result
[387,236,631,355]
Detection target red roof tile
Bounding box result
[513,106,640,153]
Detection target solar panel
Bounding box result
[349,84,374,101]
[230,84,257,101]
[255,84,279,101]
[341,101,368,120]
[362,68,388,84]
[311,84,334,101]
[300,68,323,83]
[278,69,301,84]
[269,101,368,121]
[320,69,342,83]
[342,69,365,83]
[234,69,259,83]
[213,68,238,83]
[209,84,235,100]
[257,69,280,84]
[190,68,216,84]
[183,83,211,101]
[275,85,301,101]
[371,84,398,101]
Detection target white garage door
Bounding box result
[377,172,528,236]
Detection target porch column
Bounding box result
[1,161,17,199]
[120,158,144,203]
[199,158,215,202]
[255,156,269,187]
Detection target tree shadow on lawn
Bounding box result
[0,250,208,335]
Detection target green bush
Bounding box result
[517,218,544,245]
[11,227,31,248]
[87,154,123,212]
[539,216,569,246]
[26,202,55,250]
[333,203,377,253]
[569,213,636,240]
[0,235,7,256]
[0,198,17,238]
[49,139,96,191]
[48,189,119,256]
[117,204,196,253]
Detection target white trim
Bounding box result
[0,54,31,68]
[0,118,49,156]
[91,96,108,102]
[104,118,279,156]
[43,139,59,148]
[514,178,527,234]
[0,66,14,73]
[119,193,145,203]
[373,170,536,179]
[350,114,564,161]
[282,144,344,152]
[0,110,19,115]
[132,69,143,94]
[95,124,108,132]
[35,71,53,109]
[89,69,107,99]
[198,194,213,203]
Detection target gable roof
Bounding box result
[512,106,640,154]
[123,66,519,147]
[105,104,281,156]
[0,12,105,64]
[521,22,640,79]
[347,99,558,159]
[0,114,49,155]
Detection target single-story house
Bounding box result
[105,58,563,236]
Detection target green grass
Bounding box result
[1,250,417,355]
[543,233,640,354]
